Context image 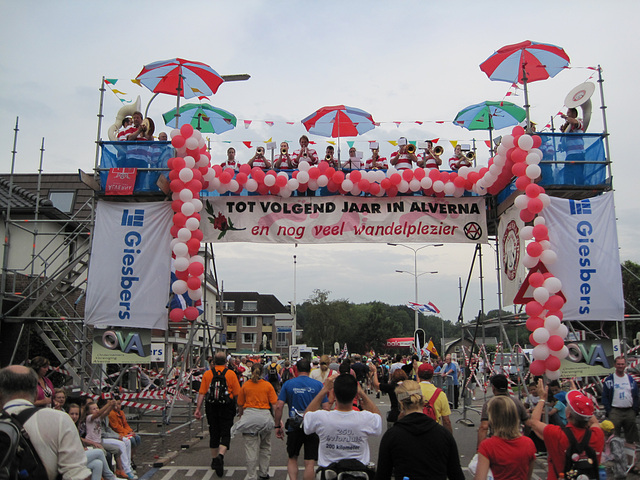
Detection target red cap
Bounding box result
[418,363,434,374]
[566,390,595,418]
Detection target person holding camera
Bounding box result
[248,146,271,170]
[274,358,328,480]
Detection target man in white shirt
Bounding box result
[303,374,382,469]
[310,355,337,383]
[603,356,640,443]
[0,365,90,480]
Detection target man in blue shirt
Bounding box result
[274,358,328,480]
[442,354,461,409]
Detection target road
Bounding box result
[138,390,557,479]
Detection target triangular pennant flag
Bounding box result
[223,118,232,124]
[436,121,445,124]
[431,138,439,144]
[309,141,316,144]
[265,121,274,127]
[393,121,401,127]
[105,78,118,85]
[243,141,252,149]
[131,79,142,87]
[374,122,381,126]
[485,140,492,148]
[388,140,398,146]
[415,121,423,125]
[244,120,252,129]
[266,137,273,143]
[198,96,210,101]
[347,141,355,148]
[450,141,458,148]
[111,89,127,95]
[327,140,336,146]
[286,122,295,125]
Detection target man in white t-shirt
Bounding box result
[603,355,640,443]
[303,374,382,468]
[310,355,337,383]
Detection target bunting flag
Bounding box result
[347,141,355,148]
[393,122,401,127]
[450,140,458,148]
[191,87,203,94]
[388,140,398,146]
[415,121,423,125]
[131,79,142,87]
[432,138,440,144]
[244,120,252,129]
[485,140,492,148]
[265,121,274,127]
[242,141,252,149]
[265,137,273,143]
[327,140,336,146]
[198,96,209,101]
[286,122,295,125]
[406,302,439,315]
[111,89,127,95]
[105,78,118,85]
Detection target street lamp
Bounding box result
[388,243,443,332]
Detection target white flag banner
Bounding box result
[85,201,173,330]
[541,192,623,321]
[201,195,487,244]
[498,204,526,306]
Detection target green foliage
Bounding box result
[296,290,459,355]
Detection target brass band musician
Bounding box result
[274,142,293,169]
[292,135,319,167]
[448,145,472,171]
[365,144,388,170]
[324,145,340,169]
[417,140,442,170]
[247,146,271,170]
[390,137,418,170]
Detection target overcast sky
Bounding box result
[1,1,637,329]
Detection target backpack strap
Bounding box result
[426,387,442,406]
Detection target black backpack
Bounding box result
[267,364,279,383]
[0,407,49,480]
[206,368,233,406]
[562,427,599,480]
[281,367,292,383]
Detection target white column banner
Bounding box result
[85,201,173,330]
[201,195,487,244]
[541,192,624,321]
[498,204,526,306]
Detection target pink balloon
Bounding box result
[332,171,345,184]
[402,169,414,181]
[239,164,251,175]
[414,168,426,180]
[276,175,288,188]
[511,148,528,164]
[520,209,535,223]
[545,355,561,371]
[171,136,186,149]
[515,176,532,190]
[526,242,543,257]
[512,126,526,137]
[528,197,544,214]
[184,306,199,321]
[525,301,544,317]
[545,295,565,312]
[187,276,201,291]
[358,179,370,192]
[525,183,541,198]
[390,173,402,186]
[532,224,549,241]
[547,335,565,351]
[180,124,194,138]
[529,359,546,376]
[526,316,544,332]
[350,170,362,182]
[529,272,545,288]
[429,169,441,181]
[188,262,205,277]
[169,308,184,322]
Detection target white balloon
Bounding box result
[350,186,362,196]
[545,315,561,331]
[533,327,551,344]
[185,137,199,150]
[177,227,191,242]
[454,187,465,197]
[514,194,529,210]
[539,193,551,208]
[191,129,202,142]
[317,175,329,187]
[518,134,534,151]
[342,179,354,191]
[386,167,398,177]
[174,257,189,272]
[522,254,539,269]
[181,202,195,216]
[264,175,276,187]
[497,144,509,157]
[185,217,200,231]
[493,155,506,168]
[526,151,542,165]
[540,240,551,251]
[179,189,193,202]
[556,345,569,359]
[520,225,534,240]
[170,129,181,138]
[228,180,239,193]
[296,171,310,184]
[501,134,515,149]
[543,277,562,294]
[526,164,541,180]
[533,286,550,304]
[183,156,196,169]
[187,288,202,300]
[179,168,194,183]
[444,182,456,195]
[409,179,421,192]
[533,216,546,226]
[288,178,299,190]
[190,255,204,265]
[398,180,409,193]
[197,154,210,168]
[298,161,311,171]
[540,250,558,265]
[176,146,187,157]
[172,280,188,295]
[457,166,470,178]
[556,324,569,339]
[545,369,561,380]
[307,179,318,191]
[432,180,445,192]
[533,344,550,361]
[420,177,433,189]
[280,188,292,198]
[173,242,188,257]
[245,179,258,192]
[208,178,221,191]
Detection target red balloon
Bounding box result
[439,171,450,183]
[526,301,544,317]
[545,295,565,312]
[519,209,535,223]
[413,168,426,180]
[269,185,281,195]
[220,170,233,184]
[212,164,223,176]
[192,170,203,184]
[184,306,199,322]
[526,242,543,257]
[172,157,186,171]
[454,176,466,188]
[325,167,336,178]
[187,276,201,290]
[175,269,189,281]
[318,161,329,173]
[529,272,545,288]
[511,148,528,164]
[332,171,345,184]
[257,184,269,195]
[276,175,288,188]
[308,167,320,180]
[387,186,398,197]
[171,200,183,212]
[169,179,185,193]
[187,238,200,255]
[191,229,204,241]
[528,197,544,214]
[369,183,381,195]
[236,172,248,184]
[169,308,184,322]
[188,262,204,277]
[545,355,561,371]
[327,180,339,193]
[187,180,202,194]
[390,173,402,186]
[512,162,528,178]
[402,169,414,181]
[239,164,251,175]
[173,213,187,227]
[529,333,539,347]
[429,169,441,181]
[532,135,542,148]
[180,124,194,138]
[512,126,526,137]
[170,225,180,238]
[525,183,541,198]
[171,136,185,149]
[358,179,370,192]
[168,170,179,181]
[547,335,565,351]
[252,169,266,182]
[350,170,362,182]
[380,178,391,190]
[526,316,545,332]
[532,224,549,241]
[529,359,546,376]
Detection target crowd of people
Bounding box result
[2,352,638,479]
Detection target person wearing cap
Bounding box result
[417,362,452,433]
[602,355,640,444]
[416,140,442,170]
[365,145,388,170]
[389,137,418,170]
[375,380,464,480]
[530,379,604,480]
[477,374,530,448]
[600,419,627,479]
[310,355,337,383]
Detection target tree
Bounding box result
[622,260,640,316]
[300,289,346,355]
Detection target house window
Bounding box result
[243,316,257,327]
[222,301,235,311]
[226,317,237,326]
[262,317,273,326]
[242,301,258,312]
[48,191,76,214]
[226,332,236,342]
[243,333,257,345]
[276,332,288,347]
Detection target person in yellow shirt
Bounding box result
[417,363,452,433]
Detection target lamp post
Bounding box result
[388,243,443,332]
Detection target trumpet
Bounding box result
[406,144,417,154]
[281,147,288,155]
[141,117,155,136]
[465,151,476,161]
[325,154,332,161]
[433,145,444,156]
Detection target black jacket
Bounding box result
[375,412,464,480]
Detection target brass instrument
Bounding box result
[433,145,444,156]
[407,144,417,154]
[325,154,332,161]
[465,151,476,161]
[281,147,288,155]
[141,117,155,136]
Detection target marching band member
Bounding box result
[390,137,418,170]
[449,145,472,171]
[417,141,442,170]
[274,142,293,169]
[247,146,271,170]
[221,147,239,171]
[365,144,388,170]
[343,146,363,169]
[324,145,341,169]
[292,135,319,167]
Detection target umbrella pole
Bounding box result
[522,63,531,133]
[488,113,494,157]
[174,73,182,125]
[144,93,160,119]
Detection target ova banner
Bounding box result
[91,327,152,364]
[202,196,487,244]
[541,192,624,322]
[498,204,526,306]
[85,201,173,330]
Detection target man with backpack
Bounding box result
[265,360,281,394]
[417,362,452,433]
[0,365,90,480]
[194,352,242,476]
[530,379,604,480]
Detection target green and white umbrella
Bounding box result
[163,103,236,134]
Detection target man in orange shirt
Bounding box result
[195,352,242,476]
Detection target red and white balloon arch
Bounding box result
[166,124,565,379]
